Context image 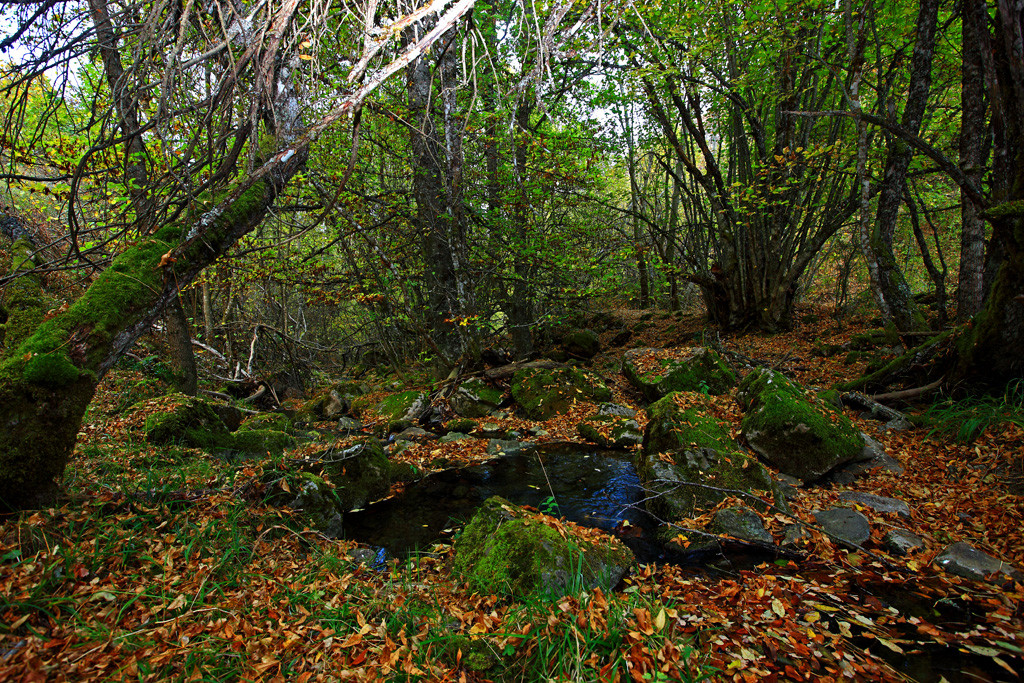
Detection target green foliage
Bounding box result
[923,381,1024,443]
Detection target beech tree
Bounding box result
[0,0,477,509]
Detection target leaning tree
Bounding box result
[0,0,477,509]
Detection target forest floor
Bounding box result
[2,305,1023,682]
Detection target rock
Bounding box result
[375,390,429,425]
[782,524,810,546]
[883,529,925,557]
[712,506,773,544]
[142,394,290,453]
[577,415,643,449]
[347,547,380,565]
[622,347,737,402]
[478,422,506,438]
[230,429,296,455]
[451,379,504,418]
[288,473,345,538]
[443,418,478,435]
[319,439,393,510]
[298,382,367,421]
[487,439,535,457]
[237,412,291,433]
[510,366,612,420]
[440,432,473,443]
[597,403,637,419]
[394,427,436,442]
[609,328,633,347]
[838,491,911,521]
[738,369,864,483]
[337,417,364,433]
[528,425,550,437]
[563,329,602,359]
[775,474,802,500]
[143,393,233,449]
[643,393,737,455]
[211,404,243,432]
[813,508,871,548]
[452,496,634,600]
[934,542,1024,583]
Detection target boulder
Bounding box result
[375,390,429,425]
[712,506,773,544]
[883,529,925,557]
[563,329,602,359]
[237,412,291,433]
[318,439,394,510]
[298,382,367,421]
[143,393,233,449]
[577,415,643,449]
[738,369,864,483]
[487,439,535,457]
[638,394,786,520]
[813,508,871,548]
[597,403,637,419]
[286,473,345,538]
[510,366,612,420]
[453,496,634,600]
[934,542,1024,583]
[837,491,911,521]
[451,379,504,418]
[230,429,296,455]
[622,347,736,402]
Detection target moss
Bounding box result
[577,414,642,449]
[643,393,735,455]
[22,352,79,387]
[443,418,478,434]
[837,330,953,392]
[436,635,499,672]
[510,367,612,420]
[322,438,392,510]
[563,329,601,358]
[231,429,295,454]
[375,390,427,422]
[623,348,735,402]
[238,412,292,433]
[453,496,633,600]
[740,368,863,481]
[452,379,503,418]
[982,200,1024,220]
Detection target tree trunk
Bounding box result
[164,294,198,396]
[0,157,305,509]
[958,0,990,321]
[868,0,939,334]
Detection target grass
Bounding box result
[923,379,1024,443]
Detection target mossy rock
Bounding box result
[435,635,501,672]
[453,496,634,600]
[144,394,234,450]
[643,393,736,456]
[297,381,367,421]
[622,347,736,402]
[114,377,169,414]
[320,438,393,510]
[273,471,344,538]
[238,412,292,433]
[231,429,296,455]
[563,328,602,359]
[577,414,643,449]
[738,368,863,483]
[711,505,773,544]
[637,445,783,521]
[443,418,478,434]
[451,378,503,418]
[510,366,612,420]
[375,390,429,423]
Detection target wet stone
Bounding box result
[597,403,638,419]
[934,541,1024,583]
[440,432,473,443]
[487,439,535,457]
[713,506,773,544]
[883,529,924,557]
[782,524,810,546]
[337,417,364,432]
[813,508,871,548]
[838,491,912,521]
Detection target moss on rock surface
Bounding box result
[375,390,428,424]
[297,382,367,422]
[144,394,234,450]
[238,412,292,433]
[622,347,736,402]
[643,393,736,456]
[510,366,612,420]
[563,329,601,359]
[577,414,643,449]
[451,378,503,418]
[321,438,393,510]
[230,429,296,455]
[453,496,633,601]
[738,368,863,483]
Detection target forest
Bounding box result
[1,0,1023,680]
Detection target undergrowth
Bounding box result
[924,379,1024,443]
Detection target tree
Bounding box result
[0,0,477,509]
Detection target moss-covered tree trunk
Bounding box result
[0,163,303,510]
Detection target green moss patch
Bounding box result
[453,496,634,601]
[739,368,863,483]
[643,393,736,456]
[510,367,612,420]
[622,347,736,402]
